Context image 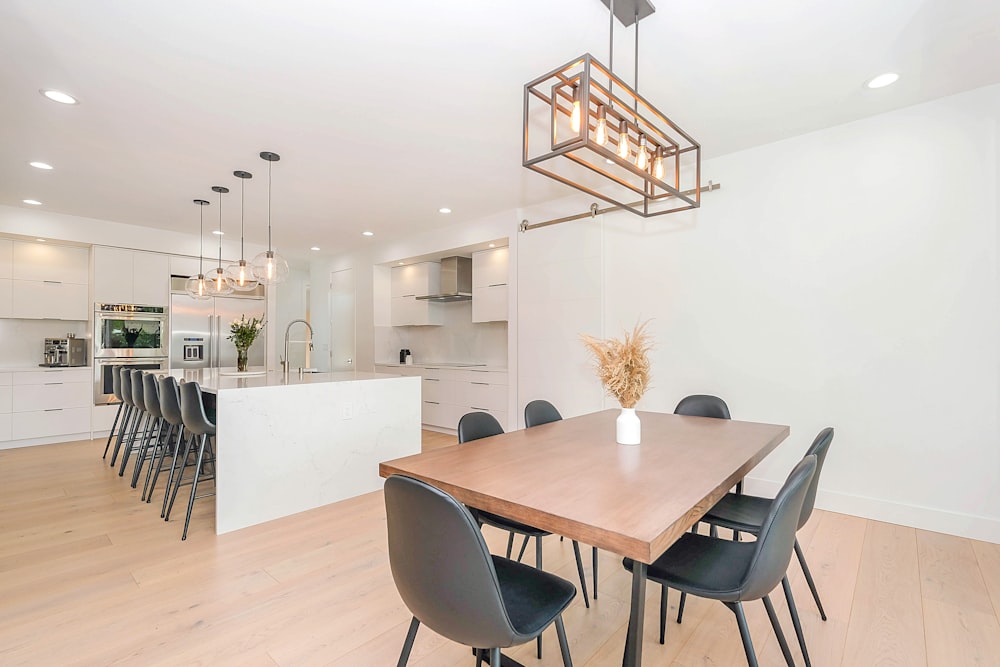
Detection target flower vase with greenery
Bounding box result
[228,315,265,372]
[581,321,652,445]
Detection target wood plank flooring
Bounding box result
[1,434,998,666]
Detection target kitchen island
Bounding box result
[169,368,420,534]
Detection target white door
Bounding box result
[329,268,355,372]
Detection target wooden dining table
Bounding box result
[378,408,790,666]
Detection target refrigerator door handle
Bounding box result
[215,315,221,369]
[208,314,215,369]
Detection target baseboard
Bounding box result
[743,476,1000,544]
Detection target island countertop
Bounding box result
[168,367,397,393]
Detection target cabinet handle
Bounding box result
[43,280,63,284]
[470,382,489,386]
[424,378,440,382]
[424,401,440,405]
[488,283,506,288]
[44,408,63,412]
[44,382,64,385]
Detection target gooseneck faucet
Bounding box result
[282,319,314,377]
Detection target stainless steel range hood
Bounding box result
[416,256,472,302]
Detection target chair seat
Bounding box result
[702,492,772,533]
[477,510,550,537]
[623,533,756,602]
[493,555,576,639]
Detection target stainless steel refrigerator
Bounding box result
[170,284,266,371]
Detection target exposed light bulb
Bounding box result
[594,105,608,146]
[266,258,275,281]
[653,147,665,180]
[570,86,581,133]
[238,264,247,287]
[635,135,649,171]
[197,278,205,297]
[617,120,630,159]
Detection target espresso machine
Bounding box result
[42,337,88,367]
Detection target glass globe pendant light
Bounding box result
[206,185,233,297]
[184,199,212,300]
[223,170,259,291]
[250,151,289,285]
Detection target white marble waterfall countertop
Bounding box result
[168,367,396,393]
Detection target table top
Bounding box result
[167,368,401,393]
[379,409,789,563]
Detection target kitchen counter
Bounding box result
[0,365,92,372]
[375,361,507,372]
[169,366,420,535]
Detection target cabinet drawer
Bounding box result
[422,377,463,403]
[92,404,121,432]
[466,381,507,411]
[0,386,12,413]
[13,383,91,412]
[10,280,88,320]
[14,369,91,385]
[472,284,508,323]
[12,407,91,439]
[455,369,508,385]
[0,413,11,441]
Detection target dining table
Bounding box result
[378,408,789,666]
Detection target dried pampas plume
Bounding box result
[580,321,652,409]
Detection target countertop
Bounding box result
[0,365,92,372]
[168,367,404,393]
[375,361,508,372]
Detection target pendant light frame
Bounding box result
[206,185,234,297]
[224,170,260,292]
[522,0,701,218]
[184,199,212,300]
[250,150,289,285]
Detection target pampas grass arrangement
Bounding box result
[580,321,652,408]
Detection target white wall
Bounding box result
[516,83,1000,543]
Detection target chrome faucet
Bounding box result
[282,319,314,376]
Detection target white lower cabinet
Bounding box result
[12,408,91,440]
[375,364,508,431]
[5,368,92,443]
[0,374,11,441]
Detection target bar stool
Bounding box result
[102,365,128,460]
[149,375,186,514]
[166,381,216,540]
[118,370,153,478]
[133,372,168,493]
[108,368,137,467]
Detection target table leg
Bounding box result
[477,648,526,667]
[622,561,647,666]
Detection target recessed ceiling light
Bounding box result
[23,199,42,205]
[40,89,78,105]
[605,159,614,165]
[438,207,452,214]
[212,230,225,235]
[29,161,53,170]
[488,243,496,248]
[362,231,374,237]
[310,246,320,251]
[866,72,899,89]
[36,238,47,242]
[397,261,404,265]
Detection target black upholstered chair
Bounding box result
[385,474,576,667]
[129,371,166,489]
[117,370,153,478]
[108,367,136,467]
[102,365,128,460]
[166,381,216,540]
[524,399,600,602]
[149,375,185,514]
[694,427,835,667]
[673,394,731,420]
[458,411,591,658]
[623,455,818,667]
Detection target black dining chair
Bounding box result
[385,474,576,667]
[623,455,818,667]
[524,399,600,602]
[692,427,835,667]
[166,381,216,540]
[458,411,591,659]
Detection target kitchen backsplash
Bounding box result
[0,320,89,368]
[375,301,507,367]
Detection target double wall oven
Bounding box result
[93,303,169,405]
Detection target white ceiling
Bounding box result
[2,0,998,261]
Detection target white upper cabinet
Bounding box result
[472,247,509,323]
[391,262,442,326]
[93,246,169,306]
[0,239,11,279]
[8,241,89,320]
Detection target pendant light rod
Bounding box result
[260,151,280,252]
[211,185,229,267]
[234,170,252,259]
[194,199,209,274]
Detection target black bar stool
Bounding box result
[109,368,137,467]
[134,372,169,494]
[118,370,153,478]
[166,381,216,540]
[147,375,185,511]
[102,365,128,460]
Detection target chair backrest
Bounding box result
[159,375,183,427]
[143,372,162,418]
[111,365,123,401]
[384,474,518,649]
[673,394,731,419]
[179,381,215,436]
[740,455,817,601]
[798,427,834,529]
[524,400,562,428]
[458,411,504,443]
[119,368,134,407]
[130,370,145,411]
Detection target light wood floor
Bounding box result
[2,433,999,666]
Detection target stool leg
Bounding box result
[118,410,146,477]
[159,425,185,515]
[181,434,208,540]
[109,405,133,467]
[143,423,173,502]
[131,416,160,488]
[165,431,194,522]
[102,402,124,459]
[593,546,598,599]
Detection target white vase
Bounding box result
[616,407,641,445]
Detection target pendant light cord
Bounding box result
[240,177,246,260]
[198,205,205,275]
[609,0,614,101]
[267,159,273,252]
[217,190,224,268]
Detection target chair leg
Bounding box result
[782,575,812,667]
[571,540,590,608]
[165,431,194,521]
[536,535,543,659]
[762,594,795,667]
[160,425,185,517]
[659,584,667,644]
[109,405,133,466]
[181,434,208,540]
[592,546,598,599]
[131,416,160,488]
[490,648,501,667]
[143,423,173,502]
[102,402,123,459]
[118,410,146,477]
[555,615,573,667]
[677,591,686,623]
[795,539,827,621]
[516,534,530,562]
[725,601,759,667]
[475,648,484,667]
[505,532,515,559]
[396,616,420,667]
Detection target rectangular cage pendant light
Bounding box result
[523,52,701,217]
